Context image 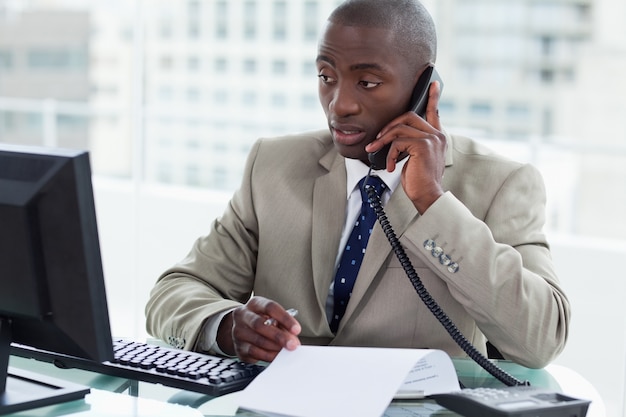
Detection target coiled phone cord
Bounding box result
[363,172,529,387]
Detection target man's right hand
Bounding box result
[216,296,301,363]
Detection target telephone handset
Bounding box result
[407,65,443,117]
[367,65,444,170]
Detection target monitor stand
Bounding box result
[1,319,90,414]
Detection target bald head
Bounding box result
[328,0,437,71]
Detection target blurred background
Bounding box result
[1,0,624,415]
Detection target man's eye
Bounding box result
[318,74,335,84]
[359,80,382,89]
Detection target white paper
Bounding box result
[237,346,459,417]
[395,352,460,399]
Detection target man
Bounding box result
[145,0,570,369]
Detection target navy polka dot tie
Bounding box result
[330,176,386,333]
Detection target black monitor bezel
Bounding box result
[0,143,114,413]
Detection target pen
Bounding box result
[263,308,298,327]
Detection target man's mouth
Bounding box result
[331,126,367,147]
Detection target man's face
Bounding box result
[316,22,416,163]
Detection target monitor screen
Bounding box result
[0,143,114,413]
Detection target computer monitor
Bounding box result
[0,143,114,413]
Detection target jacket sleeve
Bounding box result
[403,163,570,368]
[144,141,263,351]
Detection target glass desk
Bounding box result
[6,354,605,417]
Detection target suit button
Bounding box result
[447,262,460,273]
[423,239,435,251]
[439,253,452,266]
[432,246,444,258]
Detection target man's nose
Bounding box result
[329,83,359,117]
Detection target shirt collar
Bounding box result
[344,157,407,200]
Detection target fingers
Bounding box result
[231,297,301,363]
[363,81,447,212]
[366,82,442,167]
[374,80,441,140]
[425,80,442,130]
[366,119,442,173]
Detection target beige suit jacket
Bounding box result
[145,130,570,368]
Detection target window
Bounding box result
[212,167,228,188]
[187,56,200,71]
[0,50,12,70]
[541,108,553,136]
[272,93,287,107]
[1,112,16,131]
[273,1,288,40]
[186,88,200,102]
[158,86,173,101]
[243,1,257,40]
[213,90,229,104]
[57,114,88,130]
[303,1,319,41]
[302,60,315,76]
[272,60,287,74]
[215,1,228,39]
[540,36,554,55]
[188,21,200,39]
[540,68,554,83]
[186,164,201,186]
[187,0,201,16]
[242,91,258,106]
[301,94,317,109]
[243,59,257,74]
[186,138,201,149]
[157,162,173,183]
[507,104,529,120]
[470,102,492,117]
[214,57,228,73]
[27,48,86,70]
[26,113,42,130]
[160,56,173,70]
[159,22,172,39]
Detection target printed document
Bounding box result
[237,346,460,417]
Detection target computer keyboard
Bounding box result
[11,338,265,396]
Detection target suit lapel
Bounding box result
[311,150,346,314]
